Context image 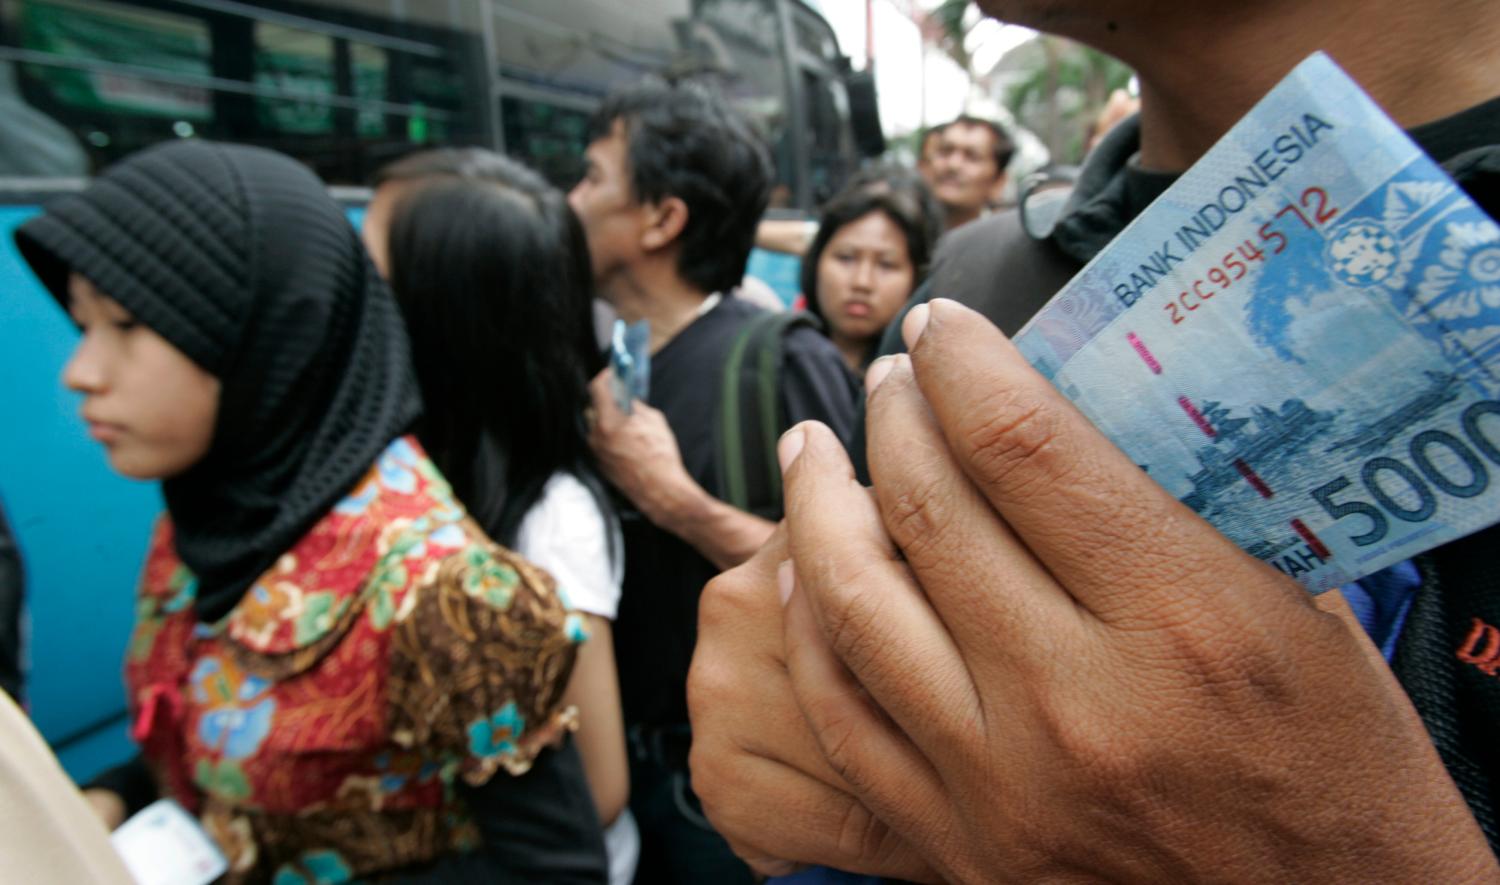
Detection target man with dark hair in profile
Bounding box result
[924,113,1015,230]
[570,80,857,884]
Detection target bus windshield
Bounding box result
[0,0,869,207]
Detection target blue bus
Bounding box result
[0,0,877,779]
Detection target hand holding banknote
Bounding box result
[757,300,1495,882]
[587,367,691,522]
[692,53,1500,879]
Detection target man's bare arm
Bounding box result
[587,370,773,570]
[754,219,817,256]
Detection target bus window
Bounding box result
[254,22,336,135]
[801,68,852,204]
[792,5,839,63]
[3,0,866,207]
[0,0,489,182]
[499,94,592,189]
[6,0,213,171]
[692,0,795,203]
[349,41,388,138]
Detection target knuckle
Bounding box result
[1033,679,1144,787]
[834,796,886,862]
[958,392,1067,500]
[698,566,757,628]
[687,742,729,809]
[684,658,723,721]
[816,572,893,677]
[881,479,953,563]
[810,704,872,794]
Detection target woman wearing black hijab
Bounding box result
[15,140,592,883]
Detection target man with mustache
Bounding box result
[923,115,1013,231]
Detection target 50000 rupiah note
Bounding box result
[1014,52,1500,593]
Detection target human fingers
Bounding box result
[863,354,1084,666]
[689,532,938,881]
[902,299,1293,623]
[779,421,983,758]
[586,368,625,433]
[690,743,938,882]
[781,561,953,871]
[688,527,876,793]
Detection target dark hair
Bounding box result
[800,165,941,353]
[372,146,514,187]
[383,152,605,546]
[587,79,773,294]
[946,115,1016,174]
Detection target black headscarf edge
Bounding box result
[13,141,422,622]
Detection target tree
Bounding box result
[1001,35,1133,164]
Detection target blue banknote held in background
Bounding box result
[610,318,651,415]
[1015,52,1500,593]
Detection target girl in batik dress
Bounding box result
[15,140,585,883]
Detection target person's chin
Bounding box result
[834,319,877,342]
[104,448,175,482]
[936,183,968,202]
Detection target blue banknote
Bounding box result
[1014,53,1500,593]
[610,318,650,414]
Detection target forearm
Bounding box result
[560,616,629,826]
[755,219,816,256]
[643,477,775,571]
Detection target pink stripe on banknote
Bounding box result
[1127,332,1163,374]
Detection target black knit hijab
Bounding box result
[15,141,422,623]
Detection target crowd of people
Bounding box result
[1,0,1498,882]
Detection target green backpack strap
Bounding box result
[716,310,823,519]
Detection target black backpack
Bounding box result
[714,310,823,520]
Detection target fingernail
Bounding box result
[778,426,805,472]
[865,356,896,393]
[901,303,931,350]
[778,560,795,607]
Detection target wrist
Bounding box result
[645,473,711,537]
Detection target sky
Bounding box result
[814,0,1036,135]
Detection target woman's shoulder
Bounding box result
[213,438,470,654]
[514,471,621,619]
[535,471,607,518]
[386,519,584,781]
[519,472,614,543]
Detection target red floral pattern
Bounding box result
[123,437,580,882]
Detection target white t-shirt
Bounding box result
[514,472,636,885]
[514,472,623,620]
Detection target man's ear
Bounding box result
[640,195,689,252]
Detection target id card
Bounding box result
[111,799,228,885]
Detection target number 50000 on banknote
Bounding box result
[1014,52,1500,593]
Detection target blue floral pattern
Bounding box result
[191,657,276,761]
[467,701,525,759]
[271,850,354,885]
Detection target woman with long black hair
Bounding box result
[372,149,636,885]
[14,140,585,883]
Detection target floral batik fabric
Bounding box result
[124,437,584,883]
